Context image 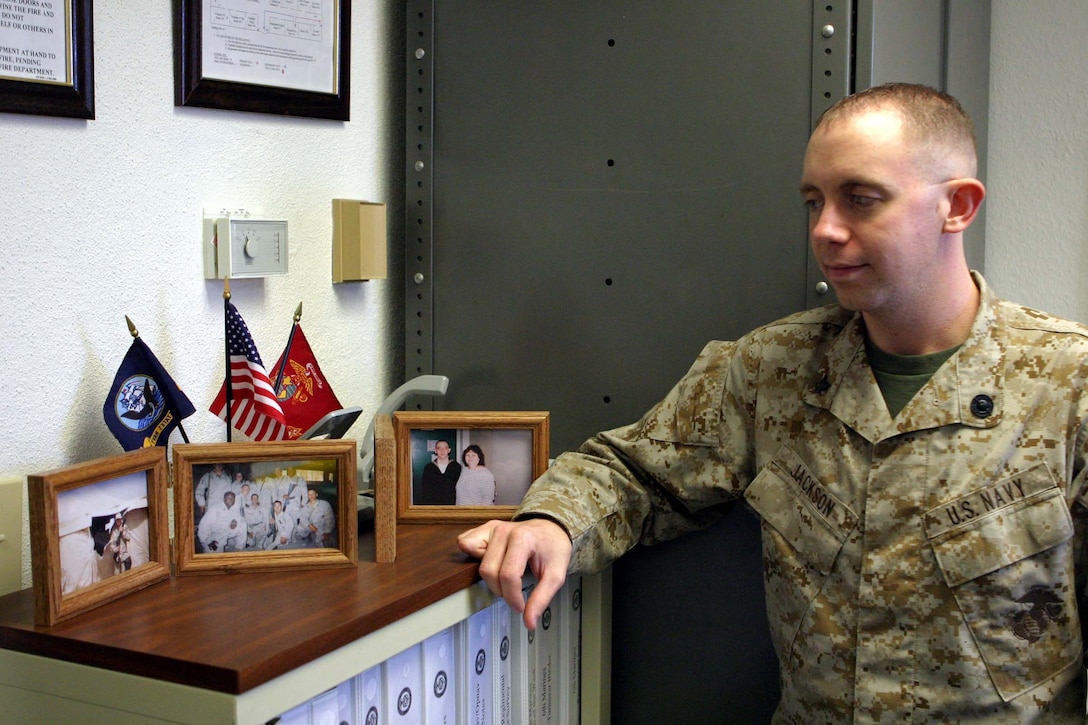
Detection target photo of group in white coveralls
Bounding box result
[190,460,338,555]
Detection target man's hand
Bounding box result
[457,518,572,631]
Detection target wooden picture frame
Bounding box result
[173,0,350,120]
[372,414,397,562]
[173,440,357,575]
[27,447,170,626]
[393,411,549,524]
[0,0,95,119]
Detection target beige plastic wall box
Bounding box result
[332,199,387,282]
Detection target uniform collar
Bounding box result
[802,271,1004,442]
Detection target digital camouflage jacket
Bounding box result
[518,274,1088,723]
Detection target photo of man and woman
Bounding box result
[191,461,338,554]
[409,428,534,507]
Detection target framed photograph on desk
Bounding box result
[173,440,357,575]
[27,447,170,626]
[173,0,350,120]
[393,411,550,524]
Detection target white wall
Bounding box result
[1,2,404,585]
[986,0,1088,321]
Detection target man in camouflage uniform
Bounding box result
[458,83,1088,722]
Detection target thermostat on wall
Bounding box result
[203,214,289,279]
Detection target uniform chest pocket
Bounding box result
[744,447,858,668]
[744,446,857,576]
[923,465,1080,701]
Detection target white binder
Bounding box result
[310,686,339,725]
[559,576,583,724]
[383,645,423,725]
[534,596,560,724]
[510,581,535,724]
[356,664,383,725]
[423,625,459,724]
[277,701,310,725]
[493,599,514,725]
[336,678,355,725]
[464,605,494,724]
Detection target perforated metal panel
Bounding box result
[407,3,815,453]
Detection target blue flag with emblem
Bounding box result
[103,337,196,450]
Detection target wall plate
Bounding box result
[0,476,24,597]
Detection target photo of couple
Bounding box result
[409,428,534,508]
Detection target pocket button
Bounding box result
[970,394,994,419]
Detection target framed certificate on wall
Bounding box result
[0,0,94,119]
[174,0,350,120]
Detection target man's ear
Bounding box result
[943,178,986,233]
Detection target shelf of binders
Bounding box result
[276,575,590,724]
[0,524,610,724]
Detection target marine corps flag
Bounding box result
[268,325,343,439]
[103,335,196,450]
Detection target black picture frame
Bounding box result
[0,0,94,119]
[173,0,350,121]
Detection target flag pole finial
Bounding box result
[272,302,303,396]
[223,277,231,300]
[124,315,139,339]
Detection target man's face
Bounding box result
[435,441,450,459]
[224,492,236,507]
[801,109,951,318]
[308,489,317,502]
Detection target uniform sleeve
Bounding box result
[1072,388,1088,652]
[516,339,758,573]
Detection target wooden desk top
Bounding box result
[0,524,480,694]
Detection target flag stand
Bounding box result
[223,279,233,442]
[125,315,190,444]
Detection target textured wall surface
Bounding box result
[986,0,1088,321]
[0,2,404,586]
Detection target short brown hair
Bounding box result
[817,83,977,175]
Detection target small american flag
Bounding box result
[209,302,287,441]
